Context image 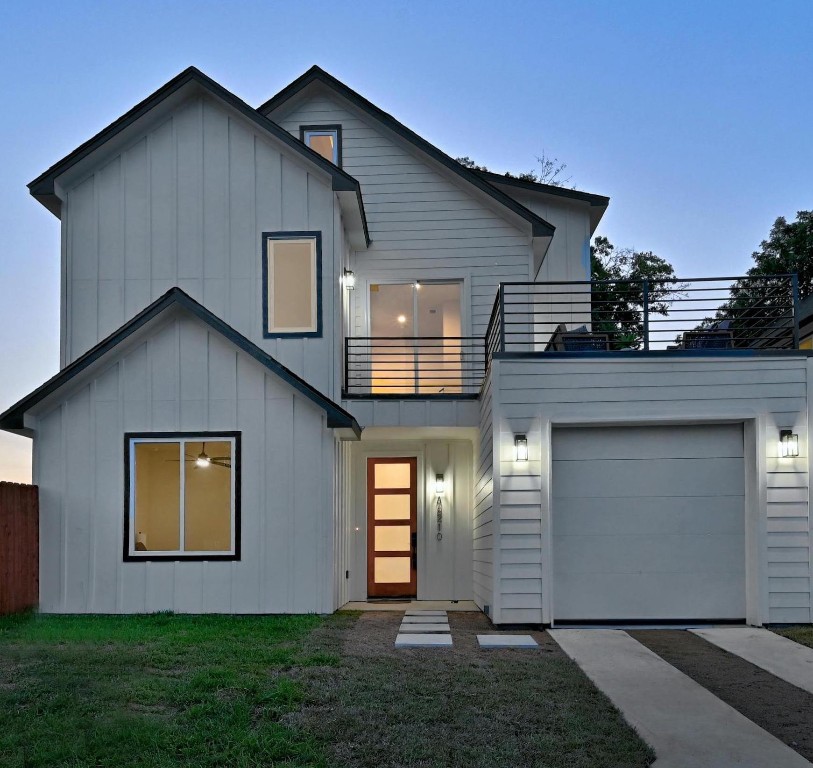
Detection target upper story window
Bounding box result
[125,433,240,561]
[262,232,322,338]
[300,125,342,166]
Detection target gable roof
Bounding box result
[0,288,362,439]
[476,170,610,233]
[259,65,556,240]
[28,66,370,247]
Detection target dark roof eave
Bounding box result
[260,66,555,238]
[27,66,370,244]
[475,169,610,208]
[0,288,362,439]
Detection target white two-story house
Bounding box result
[2,66,811,627]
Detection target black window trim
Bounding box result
[262,231,323,339]
[123,431,242,562]
[299,124,343,167]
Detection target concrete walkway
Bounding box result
[550,629,811,768]
[691,627,813,696]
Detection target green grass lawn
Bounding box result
[773,625,813,650]
[0,612,653,768]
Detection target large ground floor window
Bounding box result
[125,432,240,561]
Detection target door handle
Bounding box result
[411,531,417,569]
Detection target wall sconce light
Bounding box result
[779,429,799,458]
[515,434,528,462]
[435,473,445,496]
[343,268,356,290]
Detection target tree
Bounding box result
[746,211,813,298]
[700,211,813,348]
[455,151,571,187]
[590,236,686,349]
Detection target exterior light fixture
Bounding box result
[414,281,421,290]
[343,268,356,290]
[779,429,799,458]
[515,434,528,462]
[435,473,445,496]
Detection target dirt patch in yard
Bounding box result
[287,611,654,768]
[631,630,813,763]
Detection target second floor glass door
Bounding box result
[369,281,462,394]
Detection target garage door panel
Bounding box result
[554,533,746,575]
[554,497,745,536]
[553,425,744,461]
[554,571,746,620]
[552,424,746,621]
[552,458,744,499]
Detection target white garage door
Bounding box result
[552,424,745,621]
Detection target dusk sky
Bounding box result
[1,0,811,481]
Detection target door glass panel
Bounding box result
[417,282,462,394]
[374,462,410,489]
[375,525,411,552]
[375,556,411,583]
[370,283,414,393]
[374,494,411,520]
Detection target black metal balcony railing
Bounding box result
[486,274,800,360]
[344,337,485,396]
[343,275,800,398]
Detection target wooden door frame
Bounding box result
[366,457,418,597]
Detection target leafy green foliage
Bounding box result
[590,236,686,348]
[692,211,812,347]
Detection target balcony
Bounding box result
[343,274,800,398]
[344,337,485,397]
[486,274,800,359]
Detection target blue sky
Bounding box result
[1,0,811,480]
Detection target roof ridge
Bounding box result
[258,66,556,239]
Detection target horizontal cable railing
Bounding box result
[487,274,799,360]
[344,337,485,396]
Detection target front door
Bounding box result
[367,457,418,598]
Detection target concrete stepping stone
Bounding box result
[395,633,453,648]
[401,615,449,624]
[400,623,450,633]
[477,634,538,648]
[404,610,447,616]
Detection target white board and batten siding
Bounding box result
[32,311,337,614]
[489,355,813,626]
[61,93,341,399]
[267,92,537,341]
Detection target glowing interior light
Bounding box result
[397,314,407,324]
[196,453,211,468]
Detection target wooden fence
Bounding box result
[0,482,38,614]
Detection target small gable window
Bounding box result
[301,125,341,166]
[262,232,322,337]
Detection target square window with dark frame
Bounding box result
[262,232,322,338]
[300,125,342,166]
[124,433,240,561]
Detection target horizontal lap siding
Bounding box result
[271,95,532,339]
[34,313,335,614]
[473,372,495,612]
[493,357,812,625]
[64,94,338,397]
